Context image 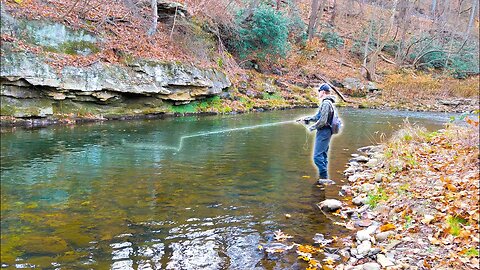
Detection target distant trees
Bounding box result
[347,0,479,80]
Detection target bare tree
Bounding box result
[307,0,325,40]
[362,0,399,81]
[329,0,337,26]
[464,0,479,40]
[307,0,321,40]
[394,0,414,65]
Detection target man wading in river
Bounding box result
[298,83,341,185]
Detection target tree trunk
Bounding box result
[431,0,437,18]
[147,0,158,36]
[329,0,337,26]
[395,0,413,65]
[363,0,399,81]
[314,0,325,33]
[464,0,478,41]
[307,0,320,40]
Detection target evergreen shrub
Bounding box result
[321,31,344,49]
[235,5,290,61]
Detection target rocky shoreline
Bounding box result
[3,94,478,130]
[317,122,479,270]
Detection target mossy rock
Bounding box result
[56,226,93,248]
[21,235,69,255]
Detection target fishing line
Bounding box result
[130,120,303,152]
[303,131,310,151]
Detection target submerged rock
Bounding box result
[313,233,333,245]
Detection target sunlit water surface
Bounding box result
[1,108,454,269]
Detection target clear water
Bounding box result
[0,108,454,269]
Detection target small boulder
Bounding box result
[344,167,356,175]
[343,77,363,91]
[318,199,343,212]
[374,173,384,183]
[361,183,375,192]
[339,185,353,196]
[313,233,333,245]
[356,240,372,255]
[365,224,380,235]
[366,158,379,167]
[352,195,368,206]
[375,231,394,242]
[376,254,395,267]
[356,230,371,242]
[361,262,381,270]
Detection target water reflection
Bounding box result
[0,108,453,269]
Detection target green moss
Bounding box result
[262,93,283,100]
[169,102,198,113]
[22,235,69,255]
[61,40,99,55]
[446,216,468,236]
[42,40,98,55]
[0,104,17,116]
[289,85,307,93]
[465,247,479,257]
[1,235,25,265]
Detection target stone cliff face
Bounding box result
[0,10,231,122]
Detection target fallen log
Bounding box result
[314,74,349,103]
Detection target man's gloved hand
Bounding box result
[297,116,313,124]
[308,125,317,132]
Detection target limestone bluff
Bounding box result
[0,13,231,122]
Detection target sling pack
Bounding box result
[325,100,342,134]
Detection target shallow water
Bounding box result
[0,108,455,269]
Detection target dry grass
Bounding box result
[381,72,480,100]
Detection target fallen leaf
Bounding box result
[446,183,457,192]
[428,236,441,245]
[380,223,396,232]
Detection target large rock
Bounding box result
[318,199,343,212]
[342,78,363,90]
[1,49,230,98]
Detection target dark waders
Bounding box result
[313,127,332,179]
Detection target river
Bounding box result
[0,108,456,269]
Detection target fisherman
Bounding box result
[298,83,339,184]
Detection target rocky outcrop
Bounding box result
[1,46,230,119]
[0,7,230,121]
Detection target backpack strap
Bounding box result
[323,99,335,127]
